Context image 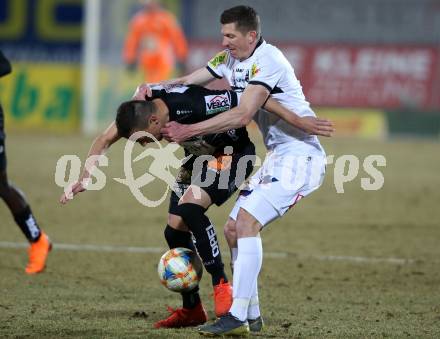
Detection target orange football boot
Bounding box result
[25,232,52,274]
[213,278,233,317]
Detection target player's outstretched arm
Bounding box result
[133,68,216,99]
[165,67,215,86]
[59,122,120,204]
[162,84,268,143]
[263,97,335,137]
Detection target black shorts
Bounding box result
[0,103,6,172]
[169,142,256,215]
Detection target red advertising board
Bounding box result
[188,42,440,109]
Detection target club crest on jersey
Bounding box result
[205,94,231,115]
[209,51,228,68]
[251,63,260,78]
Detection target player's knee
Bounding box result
[178,186,211,208]
[164,224,193,250]
[236,208,261,237]
[223,219,237,241]
[173,203,206,226]
[167,213,188,231]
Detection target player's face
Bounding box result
[221,23,254,60]
[133,114,164,146]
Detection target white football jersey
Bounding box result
[206,39,324,156]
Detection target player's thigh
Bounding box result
[178,185,212,209]
[168,190,189,231]
[193,143,256,207]
[168,168,191,231]
[231,153,326,227]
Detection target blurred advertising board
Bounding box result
[0,0,82,132]
[188,42,440,110]
[0,63,80,132]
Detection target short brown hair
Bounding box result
[220,6,261,37]
[115,100,157,138]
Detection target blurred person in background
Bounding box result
[123,0,188,83]
[0,50,51,275]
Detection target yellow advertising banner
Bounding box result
[315,108,387,139]
[0,63,80,132]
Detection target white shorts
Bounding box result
[229,147,326,227]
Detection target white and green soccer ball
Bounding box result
[157,247,203,292]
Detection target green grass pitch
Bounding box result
[1,132,439,338]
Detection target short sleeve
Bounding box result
[206,50,230,79]
[248,52,284,93]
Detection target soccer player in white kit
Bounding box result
[161,6,331,336]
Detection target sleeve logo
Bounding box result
[208,51,228,68]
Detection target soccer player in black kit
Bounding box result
[60,83,311,328]
[61,83,257,328]
[0,50,51,274]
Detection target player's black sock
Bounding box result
[164,224,196,252]
[13,206,41,243]
[174,203,228,286]
[164,225,201,309]
[181,288,201,309]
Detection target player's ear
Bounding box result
[149,114,159,125]
[248,31,257,44]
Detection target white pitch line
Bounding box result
[0,241,414,265]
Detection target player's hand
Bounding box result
[297,116,335,137]
[59,181,86,205]
[161,121,191,143]
[132,83,152,100]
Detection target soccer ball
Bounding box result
[157,247,203,292]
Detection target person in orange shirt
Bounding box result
[123,0,188,82]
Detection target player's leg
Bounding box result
[223,216,263,332]
[154,177,208,328]
[174,186,233,317]
[170,166,229,290]
[200,152,327,335]
[0,105,51,274]
[225,164,262,273]
[174,144,256,317]
[198,196,273,336]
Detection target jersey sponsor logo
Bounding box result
[206,224,220,257]
[176,109,192,115]
[205,94,231,115]
[232,68,250,88]
[208,51,228,68]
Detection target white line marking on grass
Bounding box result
[0,241,414,265]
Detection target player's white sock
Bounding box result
[230,237,262,321]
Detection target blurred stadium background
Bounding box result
[1,0,440,338]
